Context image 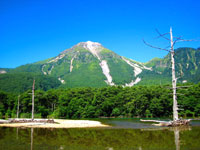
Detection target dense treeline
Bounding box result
[0,83,200,119]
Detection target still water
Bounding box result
[0,119,200,150]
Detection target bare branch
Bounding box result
[173,36,183,39]
[155,29,170,41]
[176,93,185,95]
[168,93,185,95]
[173,36,197,46]
[177,39,197,42]
[173,40,178,47]
[165,45,171,49]
[166,85,192,89]
[143,39,171,52]
[176,86,193,88]
[173,40,195,47]
[173,36,183,46]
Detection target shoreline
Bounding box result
[0,119,110,128]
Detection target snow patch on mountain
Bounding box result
[82,41,101,60]
[124,77,141,87]
[79,41,115,85]
[122,57,142,77]
[0,70,7,74]
[42,65,47,75]
[70,52,79,72]
[42,53,67,75]
[186,63,189,69]
[48,65,54,74]
[143,66,152,71]
[100,60,115,86]
[129,58,152,71]
[122,57,153,86]
[48,54,66,63]
[182,80,187,83]
[58,77,65,84]
[42,65,54,75]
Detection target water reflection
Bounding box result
[171,127,191,150]
[13,127,34,150]
[31,128,33,150]
[16,128,19,140]
[174,128,180,150]
[142,126,192,150]
[0,121,199,150]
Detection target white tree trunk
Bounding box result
[32,80,35,120]
[170,27,179,121]
[17,95,20,118]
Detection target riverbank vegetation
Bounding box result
[0,83,200,119]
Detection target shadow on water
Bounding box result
[0,119,200,150]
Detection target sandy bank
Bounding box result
[0,119,110,128]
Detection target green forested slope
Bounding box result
[0,73,61,93]
[142,47,200,84]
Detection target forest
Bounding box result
[0,83,200,119]
[0,72,61,93]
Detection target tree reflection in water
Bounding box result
[171,127,191,150]
[31,128,33,150]
[0,124,199,150]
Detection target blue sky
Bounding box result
[0,0,200,68]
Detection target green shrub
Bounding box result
[20,113,31,118]
[0,112,3,119]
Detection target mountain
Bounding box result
[0,68,9,74]
[143,47,200,84]
[0,41,200,92]
[7,41,151,88]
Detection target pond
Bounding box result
[0,119,200,150]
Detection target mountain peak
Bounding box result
[77,41,102,49]
[85,41,101,45]
[77,41,103,60]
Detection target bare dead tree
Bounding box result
[143,27,194,124]
[17,95,20,118]
[169,28,179,121]
[32,79,35,120]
